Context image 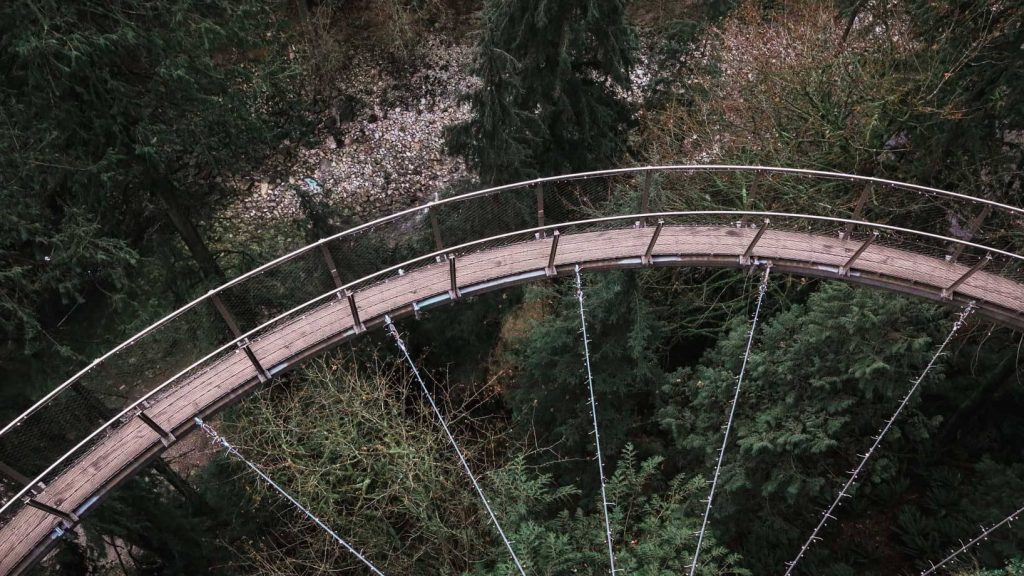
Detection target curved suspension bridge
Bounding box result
[2,166,1024,575]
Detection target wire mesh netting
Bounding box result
[216,247,337,335]
[2,166,1024,545]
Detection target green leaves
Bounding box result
[448,0,636,186]
[0,0,304,373]
[505,272,668,468]
[659,283,948,571]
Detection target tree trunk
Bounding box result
[152,179,225,282]
[150,458,212,515]
[296,185,336,242]
[840,1,865,45]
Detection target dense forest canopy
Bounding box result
[1,0,1023,575]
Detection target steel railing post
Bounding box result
[546,231,560,277]
[839,231,879,275]
[741,219,770,265]
[643,219,665,265]
[942,254,992,299]
[137,410,176,448]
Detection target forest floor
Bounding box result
[226,30,473,229]
[220,25,666,244]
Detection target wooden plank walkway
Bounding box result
[2,224,1023,574]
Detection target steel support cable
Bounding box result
[193,417,386,576]
[690,264,772,576]
[573,265,618,574]
[920,503,1024,575]
[383,315,529,576]
[783,302,977,576]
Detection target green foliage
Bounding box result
[896,0,1023,198]
[474,444,749,575]
[0,206,137,359]
[214,354,748,574]
[894,458,1024,571]
[447,0,636,185]
[956,558,1024,576]
[505,271,669,481]
[0,0,304,366]
[224,353,503,574]
[660,283,947,571]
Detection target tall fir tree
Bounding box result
[0,0,304,409]
[447,0,637,185]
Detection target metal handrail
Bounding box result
[3,165,1020,439]
[1,208,1022,520]
[6,166,1021,435]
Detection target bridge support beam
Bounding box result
[240,343,270,383]
[137,410,175,448]
[740,219,770,266]
[546,231,560,277]
[24,499,78,525]
[643,219,664,265]
[839,231,878,276]
[943,254,991,299]
[346,290,365,333]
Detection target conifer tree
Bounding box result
[447,0,636,185]
[506,271,667,485]
[0,0,301,389]
[659,283,949,573]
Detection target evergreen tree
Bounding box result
[505,271,668,485]
[0,0,303,406]
[659,283,948,573]
[447,0,637,185]
[474,445,748,576]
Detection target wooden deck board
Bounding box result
[2,224,1023,574]
[150,351,252,429]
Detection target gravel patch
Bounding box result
[228,33,474,228]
